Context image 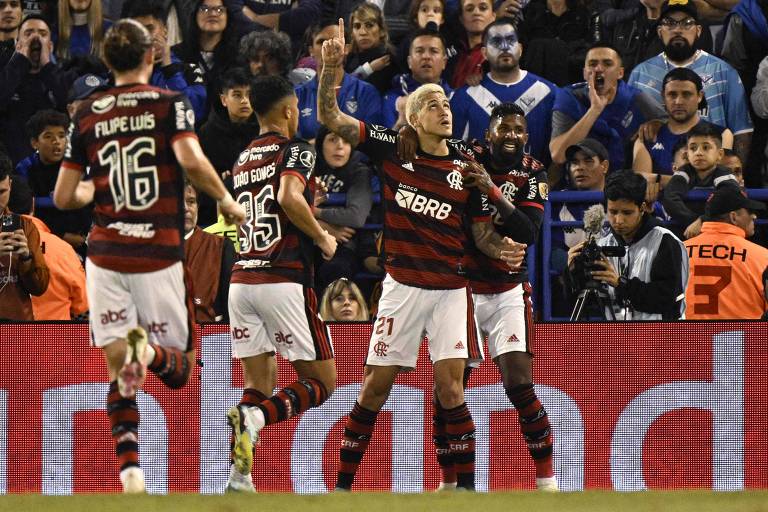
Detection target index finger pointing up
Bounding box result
[338,17,345,45]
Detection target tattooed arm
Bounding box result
[317,18,361,147]
[471,221,527,269]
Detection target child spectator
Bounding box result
[198,67,259,225]
[15,109,91,254]
[662,123,740,239]
[312,126,373,295]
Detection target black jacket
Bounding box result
[198,108,260,224]
[0,55,68,164]
[662,163,739,228]
[345,45,400,94]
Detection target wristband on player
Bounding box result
[488,184,503,204]
[218,192,235,209]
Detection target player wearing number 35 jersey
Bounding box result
[225,75,338,493]
[54,20,245,494]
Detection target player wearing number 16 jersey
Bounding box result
[225,75,338,493]
[54,19,245,494]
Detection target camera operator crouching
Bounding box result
[566,170,689,320]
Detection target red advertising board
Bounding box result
[0,321,765,494]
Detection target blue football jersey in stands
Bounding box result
[450,71,557,163]
[645,120,726,174]
[628,51,753,135]
[552,81,665,171]
[295,73,384,140]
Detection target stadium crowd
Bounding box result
[0,0,767,321]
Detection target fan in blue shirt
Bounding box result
[296,68,384,140]
[450,18,556,164]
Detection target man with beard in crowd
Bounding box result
[450,18,556,165]
[628,0,753,165]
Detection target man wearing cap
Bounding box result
[554,139,610,249]
[632,67,732,185]
[550,138,611,315]
[628,0,753,166]
[549,43,666,173]
[67,73,107,118]
[684,188,768,319]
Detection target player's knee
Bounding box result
[435,380,464,408]
[359,372,393,406]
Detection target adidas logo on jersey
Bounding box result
[402,161,414,172]
[454,341,465,349]
[651,142,665,151]
[395,185,452,220]
[507,334,520,343]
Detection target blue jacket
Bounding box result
[150,52,207,122]
[295,72,383,139]
[552,80,664,170]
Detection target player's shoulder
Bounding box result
[282,136,316,169]
[447,138,477,160]
[365,123,398,140]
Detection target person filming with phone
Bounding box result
[0,154,49,320]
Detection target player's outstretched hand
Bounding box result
[499,237,527,269]
[221,199,246,226]
[317,230,338,261]
[321,18,346,68]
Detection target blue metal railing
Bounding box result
[540,189,768,321]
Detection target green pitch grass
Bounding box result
[2,491,768,512]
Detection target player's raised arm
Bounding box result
[317,18,361,147]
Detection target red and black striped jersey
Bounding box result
[357,121,490,289]
[464,147,548,294]
[230,132,316,287]
[62,84,197,273]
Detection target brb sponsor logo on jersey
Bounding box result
[395,183,452,220]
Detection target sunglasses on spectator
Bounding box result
[198,5,226,15]
[660,18,697,30]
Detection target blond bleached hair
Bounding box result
[319,278,370,322]
[405,83,446,128]
[57,0,105,60]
